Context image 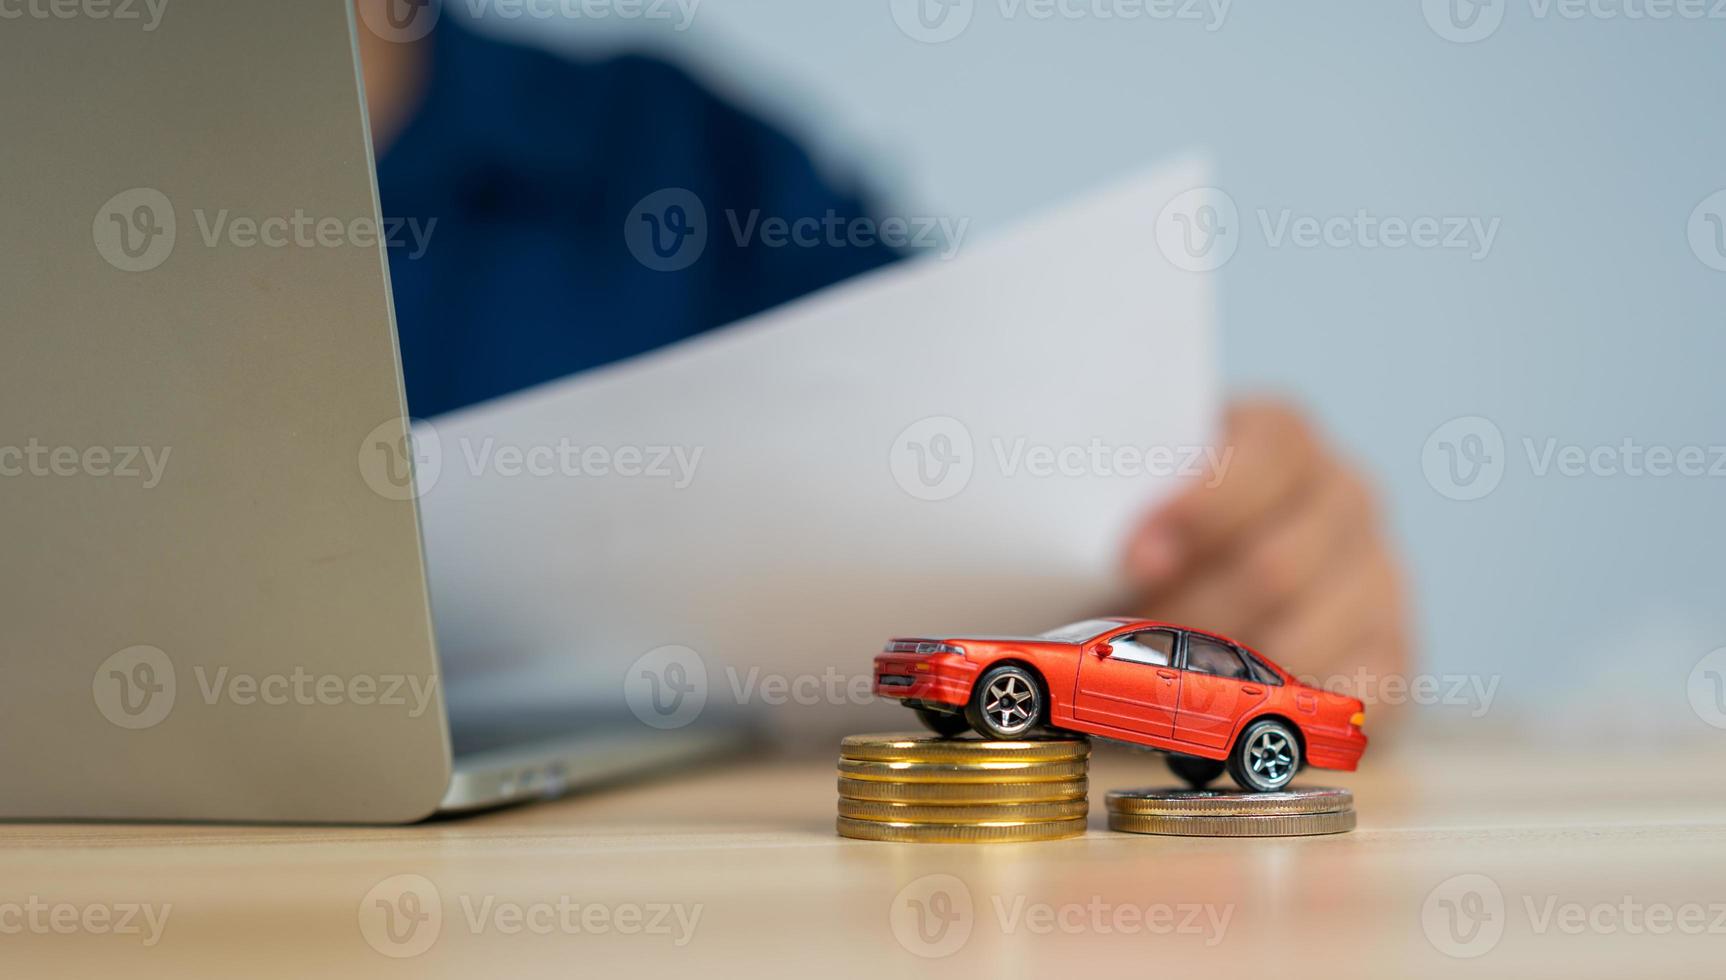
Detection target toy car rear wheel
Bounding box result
[964,665,1044,739]
[1226,718,1301,792]
[914,706,973,738]
[1166,754,1226,788]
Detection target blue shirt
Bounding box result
[376,22,900,419]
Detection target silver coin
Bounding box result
[1105,786,1352,817]
[1108,809,1356,837]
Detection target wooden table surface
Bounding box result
[3,733,1723,978]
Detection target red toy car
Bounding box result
[872,617,1366,792]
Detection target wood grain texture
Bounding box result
[2,735,1723,978]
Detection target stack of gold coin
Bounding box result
[835,733,1090,843]
[1105,786,1355,836]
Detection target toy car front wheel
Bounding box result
[1227,718,1301,792]
[964,664,1044,739]
[1167,754,1226,788]
[914,706,972,738]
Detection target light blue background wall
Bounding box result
[472,1,1726,732]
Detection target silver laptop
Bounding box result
[0,0,743,822]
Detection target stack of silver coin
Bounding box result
[1105,785,1356,836]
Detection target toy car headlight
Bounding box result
[882,641,967,658]
[1349,711,1366,729]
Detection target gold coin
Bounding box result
[838,798,1090,824]
[1107,809,1356,837]
[1106,786,1353,817]
[838,776,1088,804]
[838,815,1087,843]
[839,732,1089,764]
[837,758,1087,783]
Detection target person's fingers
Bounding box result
[1120,396,1416,721]
[1144,465,1376,639]
[1234,467,1378,634]
[1277,576,1404,686]
[1125,399,1327,589]
[1291,614,1416,732]
[1254,543,1404,677]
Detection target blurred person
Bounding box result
[356,4,1411,703]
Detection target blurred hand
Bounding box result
[1123,399,1412,702]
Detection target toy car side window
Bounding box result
[1183,635,1251,680]
[1109,629,1176,667]
[1240,649,1283,686]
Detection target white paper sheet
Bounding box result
[414,159,1218,722]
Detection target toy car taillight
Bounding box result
[882,640,967,657]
